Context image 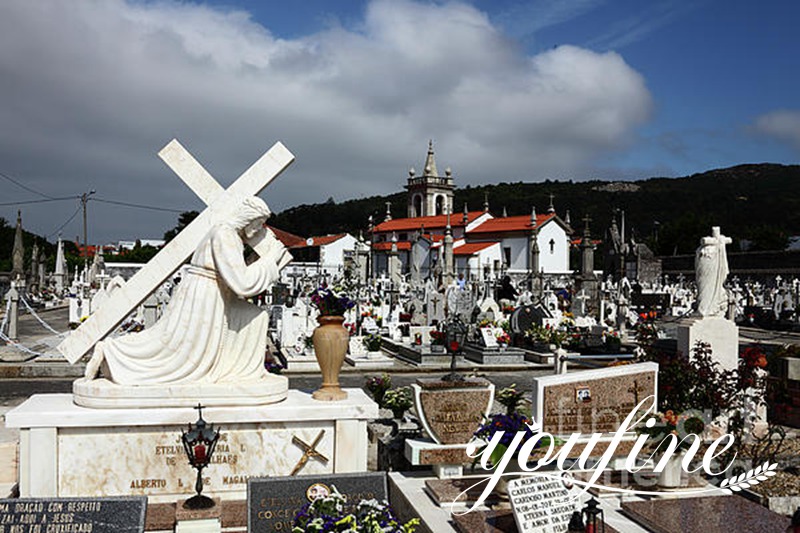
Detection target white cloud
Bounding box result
[754,110,800,150]
[0,0,652,242]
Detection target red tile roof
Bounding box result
[373,211,486,233]
[454,242,500,256]
[304,234,347,247]
[267,225,305,248]
[467,213,555,234]
[372,241,412,251]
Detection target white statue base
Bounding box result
[72,375,289,408]
[676,316,738,371]
[6,390,377,502]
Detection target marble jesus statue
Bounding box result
[694,226,732,318]
[77,196,289,407]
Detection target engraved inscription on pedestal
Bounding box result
[413,378,494,445]
[57,423,334,497]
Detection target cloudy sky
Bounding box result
[0,0,797,244]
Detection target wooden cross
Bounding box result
[290,430,328,476]
[58,139,295,363]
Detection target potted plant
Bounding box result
[365,373,391,407]
[472,412,552,497]
[383,387,413,419]
[363,333,382,354]
[292,485,419,533]
[309,286,355,401]
[495,330,511,349]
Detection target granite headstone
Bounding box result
[248,472,387,533]
[0,496,147,533]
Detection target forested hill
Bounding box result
[268,163,800,256]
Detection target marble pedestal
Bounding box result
[6,389,377,502]
[676,316,738,371]
[404,438,470,479]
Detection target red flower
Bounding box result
[450,341,460,352]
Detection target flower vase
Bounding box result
[657,451,685,488]
[392,408,406,420]
[312,315,349,401]
[495,460,523,500]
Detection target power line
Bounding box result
[0,170,54,199]
[0,196,80,207]
[92,197,184,213]
[47,204,82,239]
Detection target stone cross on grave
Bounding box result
[58,139,295,364]
[628,380,646,404]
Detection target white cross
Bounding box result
[58,139,294,364]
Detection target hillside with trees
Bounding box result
[268,163,800,256]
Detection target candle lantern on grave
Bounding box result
[181,404,220,509]
[442,316,468,382]
[581,497,604,533]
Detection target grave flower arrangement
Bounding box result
[430,330,446,346]
[472,412,548,466]
[636,409,706,451]
[292,486,419,533]
[496,384,525,415]
[362,333,382,352]
[365,373,391,406]
[383,387,413,419]
[495,331,511,346]
[360,309,383,327]
[310,286,355,317]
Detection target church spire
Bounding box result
[423,139,438,177]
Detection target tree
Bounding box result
[163,211,199,242]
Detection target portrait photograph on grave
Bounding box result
[0,2,799,532]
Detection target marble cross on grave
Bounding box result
[58,139,295,363]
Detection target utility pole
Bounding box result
[81,190,96,266]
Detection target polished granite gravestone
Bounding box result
[463,343,527,365]
[622,496,790,533]
[0,496,146,533]
[531,362,658,436]
[248,472,387,533]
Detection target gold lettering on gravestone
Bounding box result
[429,402,479,434]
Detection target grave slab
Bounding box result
[621,496,790,533]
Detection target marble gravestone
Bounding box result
[508,475,578,533]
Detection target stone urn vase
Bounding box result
[312,315,349,401]
[657,451,686,488]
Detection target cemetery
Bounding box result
[1,139,799,533]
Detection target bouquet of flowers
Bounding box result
[383,387,413,418]
[495,331,511,345]
[292,486,419,533]
[310,286,355,317]
[365,373,391,406]
[473,412,546,466]
[496,384,524,415]
[430,330,446,346]
[362,333,382,352]
[637,409,706,450]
